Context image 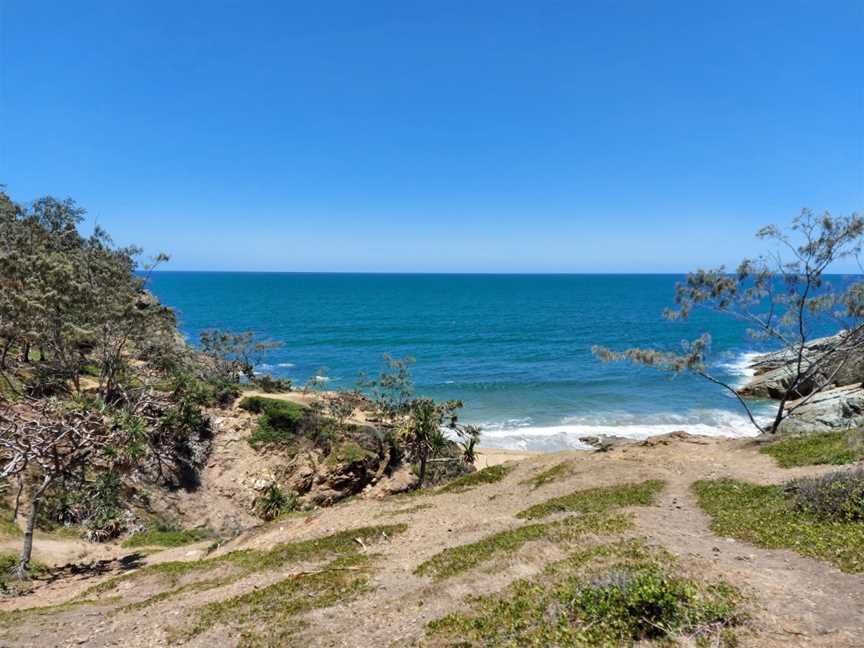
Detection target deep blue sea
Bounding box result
[146,273,779,450]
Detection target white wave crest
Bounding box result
[475,409,766,452]
[716,351,762,387]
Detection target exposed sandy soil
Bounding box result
[1,427,862,648]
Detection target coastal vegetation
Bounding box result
[426,539,744,647]
[520,460,577,489]
[760,428,864,468]
[517,480,665,520]
[594,210,864,434]
[694,477,864,572]
[415,512,632,579]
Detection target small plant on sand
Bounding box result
[437,463,515,494]
[253,484,299,521]
[81,524,407,604]
[415,512,632,579]
[520,461,576,490]
[517,479,665,520]
[427,539,744,647]
[694,478,864,572]
[761,428,864,468]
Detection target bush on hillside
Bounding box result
[787,468,864,522]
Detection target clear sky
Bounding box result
[1,1,862,272]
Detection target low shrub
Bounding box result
[761,428,864,468]
[694,478,864,572]
[253,484,299,521]
[787,468,864,522]
[252,374,292,393]
[427,539,743,647]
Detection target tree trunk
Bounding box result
[21,342,30,364]
[18,498,38,580]
[18,477,50,581]
[0,339,12,369]
[417,445,429,488]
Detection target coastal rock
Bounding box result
[777,384,864,434]
[738,333,864,400]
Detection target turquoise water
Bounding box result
[146,272,778,450]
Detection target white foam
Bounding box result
[717,351,762,387]
[475,409,768,452]
[277,362,296,368]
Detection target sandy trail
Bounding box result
[1,435,862,647]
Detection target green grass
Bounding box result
[81,524,407,601]
[414,512,632,579]
[325,441,373,466]
[520,461,576,489]
[239,396,308,449]
[121,527,214,548]
[179,553,372,647]
[694,478,864,572]
[437,463,515,494]
[0,552,50,595]
[426,539,744,647]
[517,479,666,520]
[0,505,21,538]
[760,428,864,468]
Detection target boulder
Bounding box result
[738,332,864,400]
[778,384,864,434]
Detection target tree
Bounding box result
[0,405,116,579]
[403,397,463,487]
[198,330,280,384]
[593,210,864,434]
[357,354,415,424]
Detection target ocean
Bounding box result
[146,272,779,450]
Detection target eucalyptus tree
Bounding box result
[593,210,864,434]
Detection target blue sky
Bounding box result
[1,1,862,272]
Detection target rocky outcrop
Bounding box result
[738,333,864,400]
[738,332,864,433]
[777,385,864,434]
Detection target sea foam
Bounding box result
[477,408,767,451]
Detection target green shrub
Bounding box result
[694,478,864,572]
[787,468,864,522]
[761,428,864,468]
[240,397,308,448]
[253,485,299,521]
[252,374,292,393]
[427,540,743,647]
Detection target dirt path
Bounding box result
[1,435,862,647]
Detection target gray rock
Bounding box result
[778,384,864,434]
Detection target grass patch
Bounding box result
[760,428,864,468]
[239,396,308,449]
[325,441,373,466]
[415,512,632,579]
[122,527,214,548]
[520,461,576,490]
[0,552,50,596]
[437,463,515,494]
[0,505,21,538]
[694,478,864,572]
[179,553,371,646]
[81,524,406,601]
[517,479,666,520]
[427,539,744,647]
